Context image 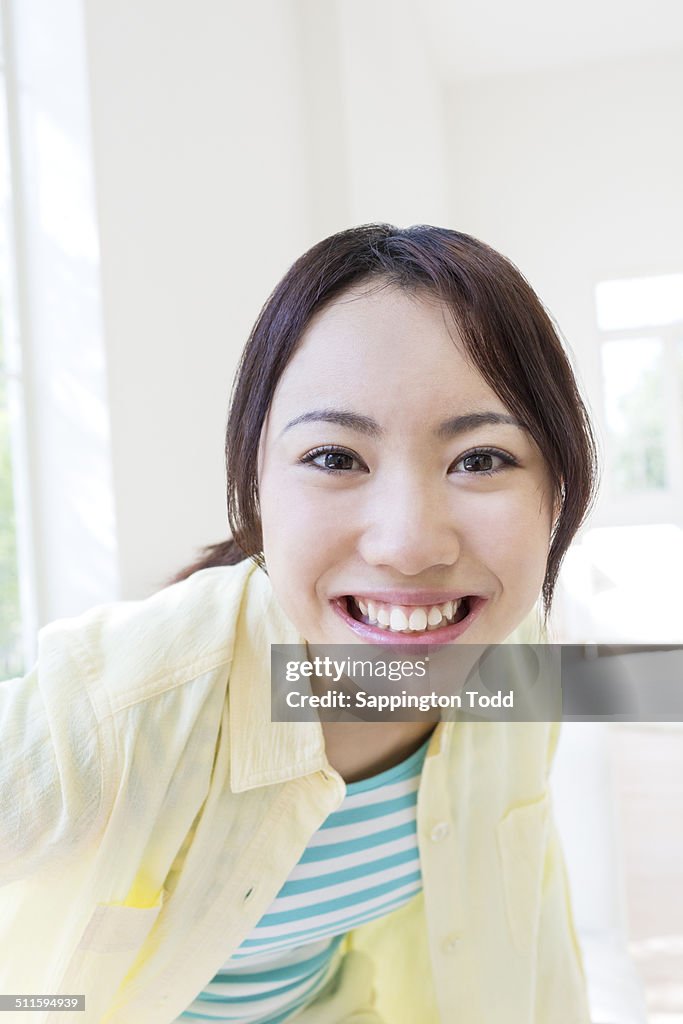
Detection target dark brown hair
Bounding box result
[173,223,599,623]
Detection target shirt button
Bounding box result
[442,934,460,955]
[430,821,450,842]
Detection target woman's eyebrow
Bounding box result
[280,409,523,439]
[280,409,382,438]
[435,411,523,438]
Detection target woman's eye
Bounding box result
[451,449,517,475]
[300,447,364,474]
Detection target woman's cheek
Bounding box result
[264,491,338,601]
[466,491,528,542]
[471,493,550,575]
[287,489,341,552]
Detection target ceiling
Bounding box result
[419,0,683,80]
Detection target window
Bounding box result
[0,320,22,677]
[596,273,683,514]
[0,4,33,678]
[555,274,683,644]
[601,336,668,494]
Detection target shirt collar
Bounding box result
[228,564,330,792]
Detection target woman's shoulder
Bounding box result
[36,559,262,709]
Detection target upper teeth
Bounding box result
[352,596,461,632]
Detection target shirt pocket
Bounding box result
[46,891,166,1024]
[496,792,550,955]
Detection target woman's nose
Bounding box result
[357,480,461,575]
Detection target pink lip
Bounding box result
[331,595,488,646]
[334,590,474,606]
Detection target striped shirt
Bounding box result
[175,735,430,1023]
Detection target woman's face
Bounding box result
[257,283,555,646]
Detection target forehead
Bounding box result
[269,284,508,420]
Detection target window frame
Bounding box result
[0,0,38,674]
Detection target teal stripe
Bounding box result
[299,821,416,863]
[197,972,315,1003]
[237,887,420,953]
[319,791,416,828]
[279,847,417,897]
[258,869,422,927]
[216,935,342,980]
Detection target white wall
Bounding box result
[444,52,683,530]
[334,0,449,228]
[295,0,450,234]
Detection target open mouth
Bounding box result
[344,594,471,634]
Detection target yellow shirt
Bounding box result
[0,559,590,1023]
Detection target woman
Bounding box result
[0,224,598,1023]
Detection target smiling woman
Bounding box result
[1,225,599,1024]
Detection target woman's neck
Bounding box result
[320,718,437,784]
